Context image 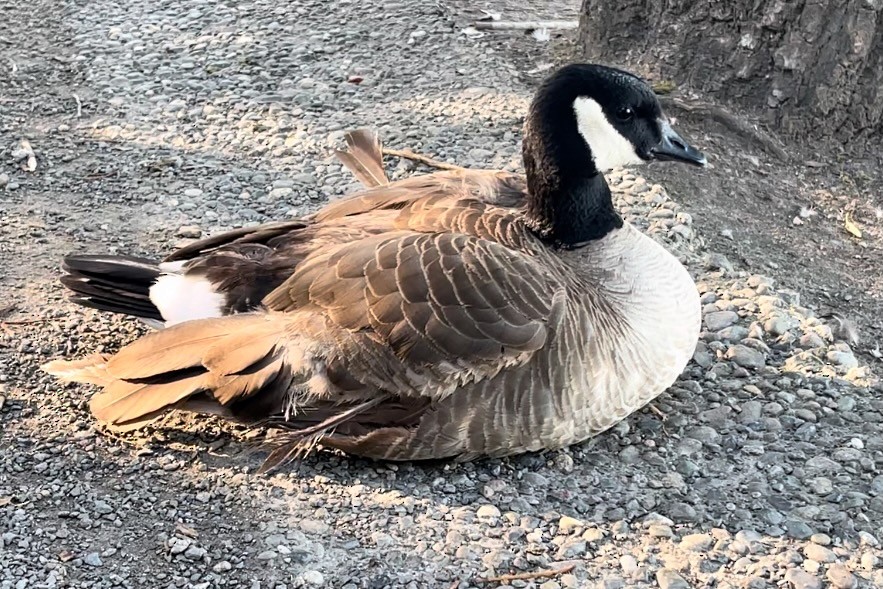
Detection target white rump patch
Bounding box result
[158,260,188,273]
[573,97,643,172]
[149,274,225,326]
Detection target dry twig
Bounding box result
[659,96,789,162]
[381,147,466,172]
[1,318,50,326]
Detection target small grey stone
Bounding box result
[764,315,797,336]
[292,173,316,184]
[557,515,583,533]
[803,543,835,563]
[717,325,749,342]
[265,534,287,547]
[680,533,713,552]
[300,519,331,535]
[656,568,690,589]
[83,552,102,567]
[668,502,697,521]
[477,505,501,519]
[0,173,8,187]
[619,445,641,464]
[184,545,207,560]
[212,560,232,573]
[784,520,814,539]
[522,472,549,487]
[826,350,858,369]
[168,537,191,554]
[692,342,714,368]
[726,345,766,369]
[837,396,857,412]
[785,570,822,589]
[704,252,734,273]
[302,571,325,586]
[739,400,763,423]
[93,500,113,515]
[826,564,857,589]
[370,531,395,548]
[859,531,880,546]
[648,524,674,537]
[556,539,587,558]
[256,550,277,560]
[176,225,202,238]
[183,188,203,198]
[687,425,721,443]
[799,333,825,349]
[705,310,739,331]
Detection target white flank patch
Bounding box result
[573,97,643,171]
[149,274,225,326]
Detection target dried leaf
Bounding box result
[0,496,13,507]
[478,9,501,21]
[58,550,76,562]
[844,212,863,238]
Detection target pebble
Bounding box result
[785,570,822,589]
[726,345,766,369]
[82,552,102,567]
[477,505,501,519]
[704,310,739,331]
[668,502,698,521]
[176,224,202,238]
[656,568,690,589]
[680,533,713,551]
[826,564,857,589]
[302,571,325,586]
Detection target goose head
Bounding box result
[523,63,706,245]
[524,63,706,177]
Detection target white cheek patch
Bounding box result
[573,97,644,171]
[149,274,225,326]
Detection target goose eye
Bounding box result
[616,107,635,122]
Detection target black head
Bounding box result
[525,63,706,176]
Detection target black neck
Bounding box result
[521,80,623,247]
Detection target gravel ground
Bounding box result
[2,0,883,588]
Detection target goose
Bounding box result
[43,63,707,469]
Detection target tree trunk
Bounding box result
[579,0,883,141]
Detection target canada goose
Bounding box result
[43,63,706,468]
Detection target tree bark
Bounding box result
[579,0,883,141]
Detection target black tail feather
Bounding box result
[60,254,164,321]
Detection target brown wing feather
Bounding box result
[45,314,293,430]
[263,228,559,377]
[334,129,389,188]
[314,169,526,222]
[163,220,308,263]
